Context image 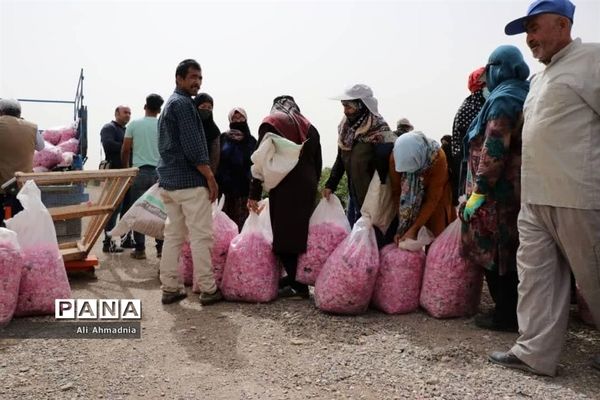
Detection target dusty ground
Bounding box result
[1,186,599,399]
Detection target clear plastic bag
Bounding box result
[297,194,351,285]
[57,138,79,154]
[314,216,380,315]
[178,196,239,292]
[372,244,425,314]
[0,228,24,325]
[398,226,434,252]
[420,220,483,318]
[42,122,77,145]
[33,142,63,170]
[221,199,279,302]
[6,180,71,316]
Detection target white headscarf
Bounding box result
[393,131,439,173]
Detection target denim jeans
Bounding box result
[129,166,163,252]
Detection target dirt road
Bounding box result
[1,241,599,400]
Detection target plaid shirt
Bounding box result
[157,88,209,190]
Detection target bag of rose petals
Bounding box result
[221,199,279,303]
[314,216,380,315]
[420,220,483,318]
[0,228,24,325]
[179,196,239,292]
[297,194,351,285]
[6,180,72,317]
[372,244,426,314]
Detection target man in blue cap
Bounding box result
[489,0,600,376]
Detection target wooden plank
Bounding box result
[15,168,139,185]
[49,204,113,220]
[58,241,79,250]
[60,247,87,262]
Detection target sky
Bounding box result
[1,0,599,169]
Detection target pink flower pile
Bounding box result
[221,232,279,303]
[42,124,76,145]
[15,244,72,317]
[420,221,483,318]
[178,211,238,292]
[372,244,426,314]
[33,143,63,169]
[297,223,349,285]
[36,123,79,169]
[59,126,77,142]
[57,138,79,154]
[576,286,595,327]
[0,241,24,325]
[42,130,62,145]
[314,222,380,315]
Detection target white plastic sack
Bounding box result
[297,195,351,285]
[250,132,304,191]
[109,183,166,240]
[398,226,434,252]
[314,216,380,315]
[360,171,396,234]
[221,199,279,302]
[0,228,24,325]
[6,180,71,316]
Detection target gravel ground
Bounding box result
[1,243,599,400]
[1,187,599,399]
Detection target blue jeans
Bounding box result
[129,166,163,252]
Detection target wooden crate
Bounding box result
[15,168,138,263]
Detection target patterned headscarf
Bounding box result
[338,99,391,151]
[259,96,311,144]
[393,132,441,236]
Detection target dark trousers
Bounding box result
[484,268,519,325]
[129,166,163,252]
[278,252,308,293]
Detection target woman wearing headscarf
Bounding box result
[323,84,395,228]
[390,131,455,244]
[248,96,322,298]
[193,93,221,174]
[216,107,257,231]
[451,67,487,205]
[460,45,530,332]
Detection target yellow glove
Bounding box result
[463,192,486,221]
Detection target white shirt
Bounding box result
[521,38,600,209]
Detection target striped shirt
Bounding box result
[157,89,209,190]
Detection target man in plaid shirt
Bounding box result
[157,59,222,306]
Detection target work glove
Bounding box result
[463,192,486,221]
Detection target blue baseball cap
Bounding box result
[505,0,575,35]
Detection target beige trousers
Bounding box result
[511,203,600,376]
[159,187,216,294]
